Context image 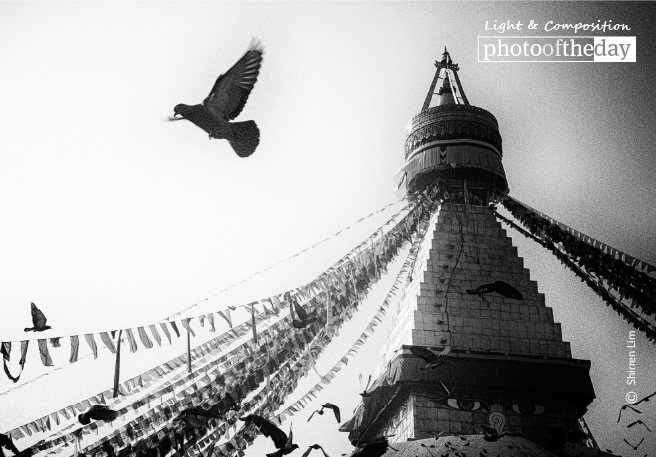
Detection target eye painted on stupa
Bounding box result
[446,398,485,411]
[505,403,546,415]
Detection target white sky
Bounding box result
[1,1,656,456]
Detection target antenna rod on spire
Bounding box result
[422,66,442,111]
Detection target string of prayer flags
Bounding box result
[124,329,138,353]
[85,334,98,359]
[100,332,116,354]
[148,325,162,346]
[137,327,153,349]
[37,339,53,366]
[70,336,80,363]
[159,322,172,344]
[206,313,216,332]
[180,318,195,338]
[218,309,232,329]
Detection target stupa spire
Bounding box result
[422,47,469,110]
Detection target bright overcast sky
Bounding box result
[1,2,656,456]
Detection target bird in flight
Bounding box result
[466,281,523,300]
[626,419,652,432]
[173,406,222,429]
[301,444,330,457]
[24,302,52,332]
[623,437,644,451]
[635,390,656,406]
[240,415,299,457]
[617,403,642,423]
[292,302,317,329]
[410,346,451,370]
[78,405,119,425]
[308,403,341,423]
[171,40,264,157]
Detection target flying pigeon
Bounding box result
[301,445,330,457]
[627,419,652,432]
[307,403,341,423]
[78,405,119,425]
[292,302,317,329]
[410,346,451,370]
[617,403,642,423]
[346,437,397,457]
[173,406,221,429]
[466,281,523,300]
[635,390,656,406]
[171,40,264,157]
[24,302,52,332]
[623,437,644,451]
[240,415,299,457]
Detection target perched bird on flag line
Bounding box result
[170,40,264,157]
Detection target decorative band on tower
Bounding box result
[395,48,509,199]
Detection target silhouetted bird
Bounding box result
[481,424,512,442]
[219,391,240,412]
[623,437,644,451]
[617,404,642,423]
[240,415,299,457]
[173,406,221,429]
[171,40,263,157]
[635,390,656,406]
[627,419,652,432]
[301,444,330,457]
[410,346,451,370]
[292,302,317,329]
[78,405,119,425]
[346,437,397,457]
[466,281,523,300]
[308,403,341,423]
[24,302,52,332]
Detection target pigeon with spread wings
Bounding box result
[466,281,523,300]
[307,403,341,423]
[171,40,264,157]
[301,445,330,457]
[24,302,52,332]
[410,346,451,370]
[78,405,119,425]
[240,415,299,457]
[292,302,317,329]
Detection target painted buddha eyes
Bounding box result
[446,398,484,411]
[507,403,545,415]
